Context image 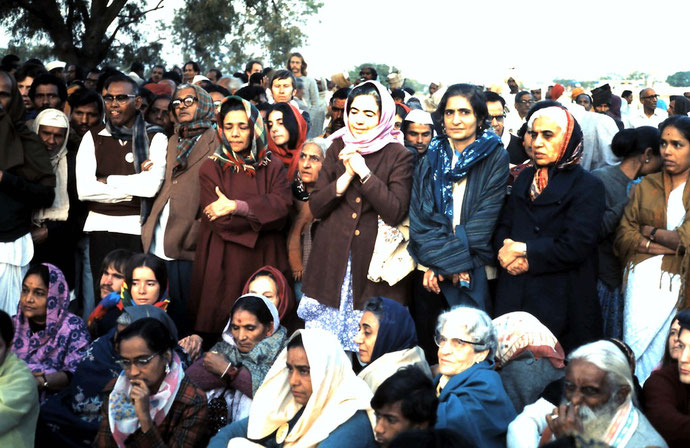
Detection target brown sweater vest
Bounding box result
[88,124,155,216]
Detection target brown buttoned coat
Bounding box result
[301,138,414,309]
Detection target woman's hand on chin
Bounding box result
[130,379,153,431]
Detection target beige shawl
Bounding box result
[357,346,432,393]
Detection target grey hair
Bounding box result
[568,340,636,405]
[302,138,328,158]
[116,311,133,327]
[227,76,243,92]
[436,306,498,360]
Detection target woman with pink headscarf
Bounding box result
[298,81,414,351]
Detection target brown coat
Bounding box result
[301,138,413,309]
[188,156,292,334]
[141,127,219,260]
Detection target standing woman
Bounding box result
[266,102,308,182]
[189,96,292,344]
[141,84,218,337]
[494,105,605,353]
[298,81,413,351]
[615,115,690,383]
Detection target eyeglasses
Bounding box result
[489,114,506,121]
[172,96,198,109]
[115,352,159,370]
[641,94,659,100]
[516,99,534,105]
[434,333,482,350]
[103,94,136,104]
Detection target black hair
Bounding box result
[152,64,165,71]
[621,90,633,98]
[162,71,182,84]
[484,91,506,108]
[236,85,266,104]
[183,61,200,73]
[371,366,438,427]
[287,52,308,76]
[360,66,378,80]
[115,317,176,353]
[1,54,20,69]
[28,73,67,102]
[97,67,125,93]
[610,129,638,159]
[14,63,46,84]
[138,87,154,106]
[515,90,532,103]
[125,253,168,301]
[208,68,222,80]
[219,96,247,119]
[266,103,300,149]
[151,94,173,105]
[103,73,138,94]
[395,104,408,121]
[389,429,474,448]
[403,86,415,96]
[68,88,104,116]
[206,84,231,97]
[256,102,272,114]
[391,88,406,102]
[331,87,351,103]
[671,95,690,116]
[437,83,489,134]
[249,72,263,86]
[0,310,14,347]
[245,60,263,74]
[287,333,304,350]
[363,296,385,323]
[611,126,661,159]
[101,249,134,278]
[130,61,144,74]
[659,116,690,143]
[347,82,382,115]
[270,70,296,89]
[249,269,278,288]
[230,294,274,327]
[24,264,50,289]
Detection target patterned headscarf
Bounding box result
[267,102,307,182]
[211,95,270,176]
[327,80,404,155]
[12,263,91,373]
[492,311,565,369]
[172,84,215,173]
[527,106,583,201]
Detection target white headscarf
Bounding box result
[221,293,280,346]
[32,108,70,223]
[241,329,373,447]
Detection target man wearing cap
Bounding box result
[625,88,668,129]
[402,109,434,161]
[645,308,690,447]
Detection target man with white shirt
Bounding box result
[626,88,668,128]
[486,91,525,165]
[76,74,167,298]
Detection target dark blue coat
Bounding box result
[494,165,605,353]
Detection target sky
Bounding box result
[6,0,690,88]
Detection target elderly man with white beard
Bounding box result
[507,340,666,447]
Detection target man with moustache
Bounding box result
[508,340,666,447]
[76,74,167,299]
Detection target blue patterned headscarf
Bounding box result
[426,130,502,221]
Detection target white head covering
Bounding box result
[221,293,281,346]
[192,75,210,84]
[45,61,66,72]
[404,109,433,126]
[243,329,373,447]
[527,106,568,132]
[32,108,70,224]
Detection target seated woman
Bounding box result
[93,318,209,447]
[11,263,90,400]
[662,315,682,368]
[434,306,516,448]
[208,329,376,448]
[492,311,565,414]
[185,294,288,430]
[267,102,308,182]
[0,310,39,448]
[36,306,179,447]
[354,296,431,392]
[88,253,169,338]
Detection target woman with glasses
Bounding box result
[433,306,515,447]
[141,84,218,337]
[189,96,291,345]
[94,317,209,447]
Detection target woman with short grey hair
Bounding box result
[434,306,515,447]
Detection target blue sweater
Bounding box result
[435,360,516,448]
[208,410,376,448]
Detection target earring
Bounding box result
[165,363,171,375]
[645,159,650,163]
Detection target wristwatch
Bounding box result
[650,227,658,241]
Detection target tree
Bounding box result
[170,0,322,75]
[667,71,690,87]
[0,0,165,68]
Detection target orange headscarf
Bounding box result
[267,102,307,182]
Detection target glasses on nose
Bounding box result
[103,94,136,104]
[172,96,198,108]
[517,99,534,105]
[489,114,506,122]
[115,352,159,370]
[434,333,481,350]
[641,94,659,100]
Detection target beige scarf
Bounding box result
[32,109,70,224]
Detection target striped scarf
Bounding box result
[173,84,215,173]
[211,95,270,176]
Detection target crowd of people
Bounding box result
[2,51,690,447]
